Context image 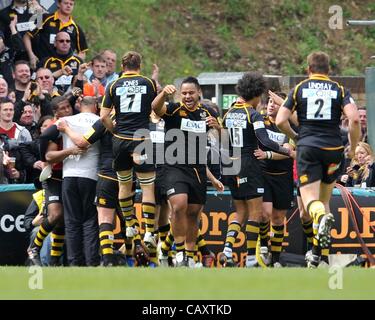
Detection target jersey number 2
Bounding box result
[306,97,332,120]
[314,99,324,118]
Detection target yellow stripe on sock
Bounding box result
[246,240,257,248]
[51,242,64,247]
[176,246,185,252]
[119,200,133,207]
[50,250,62,257]
[100,231,113,238]
[198,238,206,248]
[309,200,326,222]
[102,248,114,255]
[246,225,260,233]
[161,242,170,252]
[51,234,65,240]
[39,225,48,236]
[228,223,241,232]
[100,239,113,246]
[271,246,282,252]
[142,205,155,213]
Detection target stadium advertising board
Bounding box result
[0,188,374,265]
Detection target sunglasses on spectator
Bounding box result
[57,39,71,43]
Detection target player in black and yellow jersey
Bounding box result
[254,93,295,267]
[152,77,221,267]
[100,51,157,266]
[219,72,292,268]
[150,105,221,268]
[276,51,361,267]
[149,110,218,268]
[148,110,168,266]
[24,0,88,68]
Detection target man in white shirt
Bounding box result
[54,96,100,266]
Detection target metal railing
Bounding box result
[347,20,375,26]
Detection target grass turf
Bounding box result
[0,267,373,300]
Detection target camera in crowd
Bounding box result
[352,164,360,171]
[0,133,10,152]
[27,81,40,105]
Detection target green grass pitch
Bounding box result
[0,267,374,300]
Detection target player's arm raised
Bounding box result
[275,89,299,141]
[152,85,176,117]
[276,106,298,142]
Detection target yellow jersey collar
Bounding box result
[54,12,74,29]
[123,72,140,76]
[181,102,201,112]
[309,73,330,81]
[232,102,254,109]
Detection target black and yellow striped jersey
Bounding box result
[101,73,157,140]
[41,53,82,92]
[283,74,354,149]
[259,115,293,174]
[0,5,33,45]
[83,119,116,179]
[223,102,264,154]
[149,119,165,166]
[28,12,88,59]
[162,102,219,168]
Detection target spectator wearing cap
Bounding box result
[23,0,88,69]
[39,31,82,94]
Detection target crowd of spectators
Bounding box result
[0,1,370,189]
[0,1,372,269]
[0,0,123,185]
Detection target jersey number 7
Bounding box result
[120,93,142,113]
